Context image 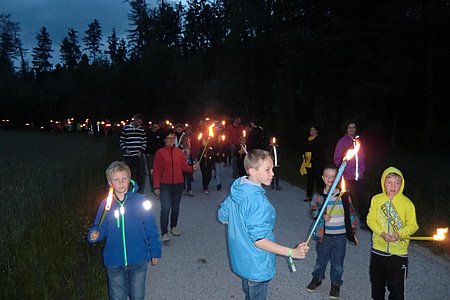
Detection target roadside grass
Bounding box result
[0,131,119,299]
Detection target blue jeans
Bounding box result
[312,234,347,285]
[242,279,269,300]
[159,183,184,235]
[106,261,148,300]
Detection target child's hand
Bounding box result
[292,242,309,259]
[354,235,360,245]
[90,230,99,241]
[322,214,331,222]
[151,258,160,265]
[154,189,160,196]
[193,162,200,171]
[381,232,398,242]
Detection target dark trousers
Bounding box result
[124,155,144,193]
[306,167,324,199]
[183,172,193,191]
[159,183,184,235]
[147,154,155,191]
[370,252,408,300]
[200,163,212,189]
[271,167,280,188]
[346,179,368,224]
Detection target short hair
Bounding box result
[323,164,338,174]
[385,172,402,182]
[244,149,272,172]
[105,161,131,182]
[133,113,144,121]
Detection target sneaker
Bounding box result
[329,283,340,299]
[306,277,322,292]
[303,197,312,202]
[188,190,194,197]
[204,189,209,194]
[217,183,222,191]
[161,233,170,242]
[182,189,187,195]
[171,227,181,236]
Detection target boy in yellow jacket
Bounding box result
[367,167,419,300]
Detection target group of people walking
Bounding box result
[88,114,419,300]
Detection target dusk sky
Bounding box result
[0,0,161,63]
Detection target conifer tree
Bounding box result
[31,26,53,75]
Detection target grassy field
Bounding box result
[0,130,120,299]
[1,130,448,298]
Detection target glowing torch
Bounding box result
[305,142,359,245]
[406,228,448,241]
[99,186,114,226]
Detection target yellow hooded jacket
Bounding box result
[367,167,419,256]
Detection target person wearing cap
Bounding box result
[119,113,147,193]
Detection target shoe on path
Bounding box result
[329,283,340,299]
[161,233,170,242]
[303,197,312,202]
[204,189,209,194]
[171,227,181,236]
[306,277,322,292]
[188,190,194,197]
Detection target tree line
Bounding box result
[1,0,449,152]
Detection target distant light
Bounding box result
[40,126,44,129]
[25,123,30,126]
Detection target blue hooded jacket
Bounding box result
[87,191,161,267]
[218,177,276,281]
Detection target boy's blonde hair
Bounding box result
[105,161,131,182]
[244,149,272,173]
[385,172,402,182]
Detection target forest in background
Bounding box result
[1,0,449,152]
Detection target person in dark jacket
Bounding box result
[246,118,266,151]
[301,125,325,202]
[146,121,165,192]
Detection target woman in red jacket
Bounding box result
[153,130,199,242]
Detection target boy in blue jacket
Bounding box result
[218,149,309,300]
[88,161,161,300]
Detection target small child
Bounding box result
[218,149,309,300]
[306,165,359,299]
[367,167,419,300]
[87,161,161,299]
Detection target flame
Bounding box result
[221,134,225,141]
[197,132,203,140]
[272,137,276,144]
[165,120,170,125]
[344,140,360,161]
[433,228,448,241]
[105,186,114,210]
[243,130,246,138]
[341,178,346,192]
[222,120,226,126]
[208,123,215,137]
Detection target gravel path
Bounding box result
[143,166,450,299]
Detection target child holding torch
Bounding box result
[306,165,359,299]
[87,161,161,299]
[218,149,309,300]
[367,167,419,300]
